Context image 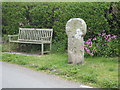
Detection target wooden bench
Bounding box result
[8,28,53,55]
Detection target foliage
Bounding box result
[84,31,119,57]
[2,2,120,56]
[2,53,119,88]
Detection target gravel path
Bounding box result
[3,52,41,56]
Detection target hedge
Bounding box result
[2,2,119,57]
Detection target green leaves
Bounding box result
[2,2,119,57]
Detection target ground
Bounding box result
[2,61,92,88]
[1,52,119,88]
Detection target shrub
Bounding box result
[84,31,119,57]
[2,2,119,57]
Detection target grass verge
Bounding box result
[1,52,119,88]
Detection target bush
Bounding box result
[84,32,119,57]
[2,2,119,57]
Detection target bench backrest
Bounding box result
[18,28,53,42]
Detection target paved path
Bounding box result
[1,61,92,88]
[0,62,2,89]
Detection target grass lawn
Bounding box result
[2,52,119,88]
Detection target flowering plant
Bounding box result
[84,31,118,57]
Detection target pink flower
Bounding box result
[96,45,98,47]
[89,45,92,48]
[84,45,88,47]
[86,49,90,52]
[105,37,108,40]
[108,39,111,41]
[93,37,97,40]
[113,35,117,38]
[85,41,88,44]
[111,35,117,39]
[90,53,94,56]
[84,47,88,50]
[102,33,106,36]
[102,44,104,46]
[85,41,92,45]
[87,52,94,56]
[107,34,111,37]
[88,38,92,41]
[105,35,109,39]
[89,42,92,45]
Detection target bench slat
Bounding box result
[18,28,53,42]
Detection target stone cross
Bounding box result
[66,18,87,64]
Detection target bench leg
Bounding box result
[9,42,11,52]
[50,43,52,51]
[41,43,44,55]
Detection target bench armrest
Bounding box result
[8,35,18,41]
[8,35,18,37]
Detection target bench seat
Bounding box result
[10,40,51,44]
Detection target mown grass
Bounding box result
[1,53,119,88]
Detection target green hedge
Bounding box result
[2,2,119,56]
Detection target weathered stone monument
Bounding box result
[66,18,87,64]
